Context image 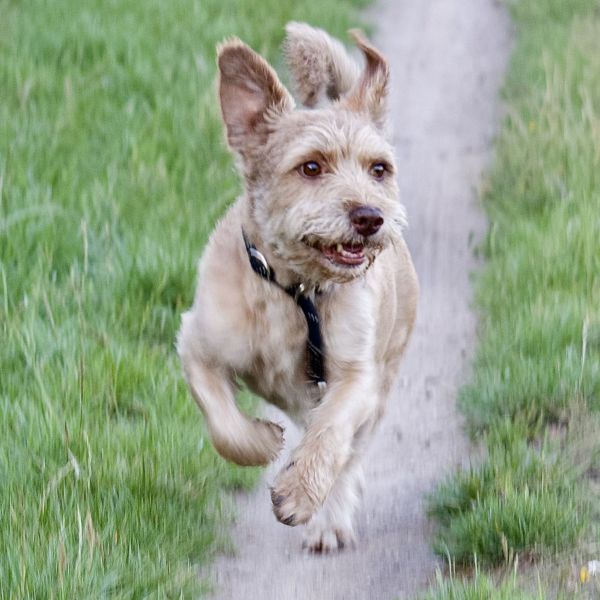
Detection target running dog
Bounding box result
[177,22,418,552]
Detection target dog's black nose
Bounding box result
[349,206,384,237]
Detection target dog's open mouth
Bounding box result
[320,242,366,266]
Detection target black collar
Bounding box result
[242,230,327,390]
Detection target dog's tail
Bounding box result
[177,313,284,467]
[283,21,361,108]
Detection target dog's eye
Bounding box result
[369,163,387,179]
[299,161,322,178]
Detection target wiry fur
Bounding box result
[284,21,360,107]
[177,24,418,552]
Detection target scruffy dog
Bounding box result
[177,22,418,552]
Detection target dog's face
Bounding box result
[218,26,406,284]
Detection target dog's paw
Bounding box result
[252,418,285,464]
[270,463,318,527]
[302,522,356,554]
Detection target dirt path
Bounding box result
[210,1,510,598]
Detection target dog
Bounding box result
[177,22,418,552]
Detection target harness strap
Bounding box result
[242,230,327,390]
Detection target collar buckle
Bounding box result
[293,282,306,302]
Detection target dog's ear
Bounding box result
[343,30,390,130]
[217,39,294,154]
[283,22,360,108]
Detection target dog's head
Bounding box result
[217,23,406,285]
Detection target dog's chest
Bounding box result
[240,292,322,416]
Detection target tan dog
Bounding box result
[177,22,418,552]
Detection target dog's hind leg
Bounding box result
[178,323,284,467]
[301,412,375,552]
[302,457,365,552]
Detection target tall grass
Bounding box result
[0,0,366,596]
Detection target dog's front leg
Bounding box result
[178,313,285,467]
[270,371,377,527]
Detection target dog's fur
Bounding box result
[177,23,418,552]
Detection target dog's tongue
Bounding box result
[322,243,365,266]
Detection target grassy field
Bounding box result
[0,0,366,596]
[425,0,600,597]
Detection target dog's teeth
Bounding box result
[337,243,343,253]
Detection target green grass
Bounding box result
[0,0,366,596]
[429,430,585,565]
[426,0,600,596]
[422,572,542,600]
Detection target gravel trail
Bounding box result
[210,1,510,597]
